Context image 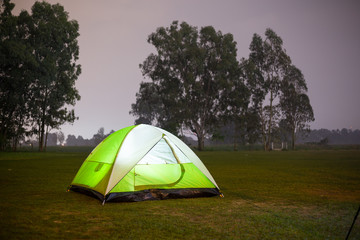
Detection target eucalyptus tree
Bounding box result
[0,0,36,150]
[0,1,81,151]
[247,28,291,150]
[56,131,65,146]
[279,65,314,149]
[130,82,165,126]
[131,21,243,150]
[220,59,251,150]
[29,1,81,151]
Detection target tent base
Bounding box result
[106,188,221,202]
[69,185,220,203]
[69,185,105,201]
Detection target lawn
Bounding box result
[0,149,359,239]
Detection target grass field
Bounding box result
[0,149,359,239]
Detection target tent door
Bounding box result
[134,164,185,191]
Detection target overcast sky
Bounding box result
[12,0,360,139]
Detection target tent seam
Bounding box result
[105,125,162,196]
[165,136,221,191]
[105,136,163,196]
[103,125,139,197]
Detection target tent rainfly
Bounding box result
[68,124,222,203]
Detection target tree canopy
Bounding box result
[131,23,314,150]
[131,21,246,150]
[0,0,81,151]
[245,28,314,150]
[29,1,81,151]
[279,65,314,149]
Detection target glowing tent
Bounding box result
[68,124,221,203]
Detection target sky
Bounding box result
[12,0,360,139]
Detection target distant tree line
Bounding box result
[0,0,81,151]
[23,127,114,148]
[130,21,314,150]
[297,128,360,145]
[209,127,360,146]
[65,127,115,146]
[20,127,359,149]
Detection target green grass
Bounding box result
[0,150,359,239]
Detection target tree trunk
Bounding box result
[267,90,274,151]
[44,125,49,152]
[12,136,18,152]
[291,127,296,150]
[0,128,8,151]
[37,124,41,151]
[39,120,45,152]
[39,99,48,152]
[260,107,267,151]
[233,122,238,151]
[39,81,49,152]
[197,134,205,151]
[192,120,205,151]
[39,129,44,151]
[0,109,14,150]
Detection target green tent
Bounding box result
[69,124,222,203]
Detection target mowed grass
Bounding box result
[0,150,359,239]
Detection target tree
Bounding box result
[130,82,162,125]
[220,59,250,150]
[28,1,81,151]
[92,127,105,145]
[131,21,241,150]
[0,1,81,151]
[247,28,291,150]
[57,131,64,146]
[279,66,314,149]
[66,134,77,146]
[0,0,36,150]
[46,132,57,146]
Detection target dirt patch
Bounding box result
[229,198,324,219]
[302,188,360,202]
